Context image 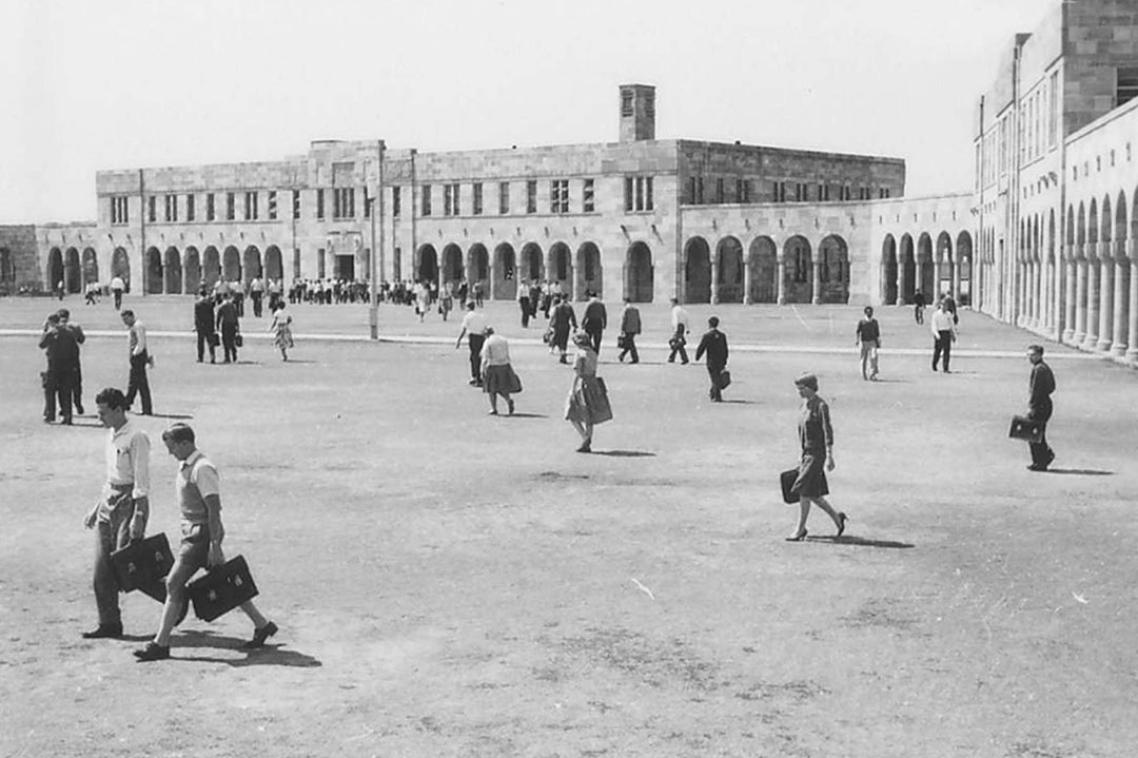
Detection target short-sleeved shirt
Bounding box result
[461,310,488,337]
[480,334,511,366]
[176,450,221,525]
[856,318,880,342]
[103,421,151,510]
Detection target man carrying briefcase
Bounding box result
[1024,345,1056,472]
[134,423,278,661]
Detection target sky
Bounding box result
[0,0,1052,224]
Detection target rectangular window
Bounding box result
[226,192,236,221]
[645,176,653,210]
[742,179,752,203]
[186,194,195,222]
[444,183,460,216]
[621,91,633,117]
[1049,72,1060,147]
[625,177,634,211]
[268,190,278,220]
[499,182,510,214]
[244,191,258,220]
[393,246,402,281]
[472,183,483,215]
[292,190,301,220]
[316,189,325,220]
[1118,67,1138,108]
[625,176,653,212]
[550,179,569,213]
[111,196,129,225]
[583,178,594,212]
[526,180,537,214]
[147,196,156,223]
[164,194,177,222]
[421,184,432,216]
[391,186,401,217]
[333,187,354,218]
[317,248,326,279]
[687,177,697,204]
[716,177,725,203]
[293,248,301,279]
[696,177,704,204]
[207,193,216,221]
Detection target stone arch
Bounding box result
[264,245,283,283]
[548,242,572,294]
[917,232,935,296]
[415,244,439,285]
[748,236,778,303]
[203,246,221,289]
[881,235,898,305]
[956,231,974,306]
[82,247,98,285]
[223,246,241,282]
[899,234,915,303]
[783,235,813,304]
[818,234,849,304]
[112,247,131,292]
[164,247,182,294]
[442,243,464,285]
[468,243,489,295]
[715,236,744,303]
[1101,194,1114,246]
[683,236,712,303]
[624,242,653,303]
[1088,198,1099,251]
[184,247,202,293]
[576,242,602,300]
[520,242,543,283]
[493,243,516,300]
[243,245,262,284]
[47,247,64,292]
[64,247,82,293]
[936,231,954,298]
[146,247,163,294]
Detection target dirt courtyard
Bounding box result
[2,297,1137,757]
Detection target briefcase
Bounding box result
[209,332,220,348]
[780,468,800,504]
[1008,415,1043,443]
[110,533,174,593]
[718,370,732,390]
[187,555,259,622]
[234,332,244,348]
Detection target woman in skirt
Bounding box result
[269,302,294,362]
[479,327,517,415]
[564,331,606,452]
[787,372,848,541]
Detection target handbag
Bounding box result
[586,377,613,424]
[187,555,259,622]
[780,468,801,504]
[668,335,686,351]
[234,332,244,348]
[209,332,220,348]
[542,328,553,345]
[507,366,523,394]
[718,369,732,390]
[617,333,629,350]
[110,533,174,593]
[1008,415,1043,443]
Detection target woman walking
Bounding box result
[479,327,518,415]
[269,302,294,361]
[564,332,611,452]
[786,373,848,541]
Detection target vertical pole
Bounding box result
[369,140,385,340]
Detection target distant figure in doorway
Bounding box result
[455,301,488,387]
[618,298,641,364]
[581,291,607,354]
[1024,344,1057,472]
[194,288,217,364]
[855,306,881,381]
[695,316,729,401]
[930,300,956,373]
[786,373,848,542]
[913,289,926,325]
[668,297,690,364]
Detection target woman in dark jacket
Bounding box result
[787,373,848,541]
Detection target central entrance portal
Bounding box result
[335,255,355,281]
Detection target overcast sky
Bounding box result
[0,0,1050,224]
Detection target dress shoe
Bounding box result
[242,621,278,650]
[836,512,849,537]
[75,404,85,415]
[133,642,170,661]
[576,442,592,453]
[785,530,808,542]
[82,623,123,639]
[1026,464,1043,471]
[1046,449,1055,467]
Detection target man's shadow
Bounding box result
[142,412,194,420]
[807,534,914,549]
[590,450,656,458]
[155,629,322,668]
[1044,468,1113,476]
[506,412,547,419]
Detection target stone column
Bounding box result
[710,256,720,305]
[776,259,786,305]
[952,260,961,302]
[1097,244,1114,352]
[915,259,925,301]
[743,256,753,305]
[1062,256,1076,343]
[932,259,942,299]
[1127,255,1138,363]
[1112,252,1128,357]
[811,260,822,304]
[1082,257,1100,350]
[895,263,904,306]
[1073,257,1086,345]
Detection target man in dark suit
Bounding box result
[618,298,642,364]
[57,308,86,414]
[1025,344,1056,471]
[216,294,241,364]
[39,312,81,424]
[581,291,607,355]
[695,316,729,402]
[194,288,218,364]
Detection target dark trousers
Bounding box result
[113,291,122,310]
[1028,400,1054,466]
[43,371,75,422]
[707,364,725,401]
[618,334,639,363]
[586,328,603,355]
[221,325,238,362]
[519,300,531,327]
[251,292,263,317]
[197,330,217,362]
[468,334,485,381]
[932,331,952,371]
[668,326,689,363]
[72,363,84,413]
[93,493,165,626]
[914,305,924,324]
[125,352,152,414]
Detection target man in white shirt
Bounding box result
[455,301,489,386]
[249,275,265,317]
[109,275,125,311]
[930,301,957,373]
[668,298,691,364]
[82,387,153,639]
[121,310,153,414]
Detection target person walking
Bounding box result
[39,312,80,424]
[58,308,86,413]
[581,291,607,354]
[930,300,956,373]
[695,316,729,402]
[1024,344,1057,471]
[194,288,218,364]
[517,279,532,327]
[121,310,153,415]
[455,301,489,386]
[269,302,294,361]
[564,332,610,453]
[617,298,642,364]
[479,327,518,416]
[82,387,154,639]
[216,293,241,364]
[913,289,926,325]
[134,423,279,660]
[549,295,578,364]
[855,306,881,381]
[438,282,454,321]
[249,275,265,318]
[110,275,125,311]
[415,280,430,322]
[667,297,690,364]
[786,373,848,542]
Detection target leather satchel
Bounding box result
[1008,415,1043,443]
[718,370,732,390]
[187,555,259,622]
[111,533,174,593]
[780,468,800,504]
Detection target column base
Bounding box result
[1111,344,1128,358]
[1126,348,1138,363]
[1061,329,1075,343]
[1081,335,1100,351]
[1095,338,1113,352]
